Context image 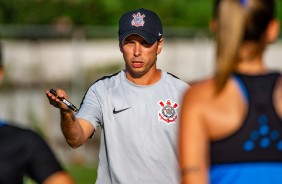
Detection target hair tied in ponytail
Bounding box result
[239,0,248,7]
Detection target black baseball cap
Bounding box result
[118,8,163,45]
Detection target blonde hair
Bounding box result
[214,0,275,93]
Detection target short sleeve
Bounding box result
[76,85,103,129]
[25,131,63,183]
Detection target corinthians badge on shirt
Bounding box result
[158,100,178,124]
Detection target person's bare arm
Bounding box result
[46,89,94,148]
[179,88,209,184]
[43,171,75,184]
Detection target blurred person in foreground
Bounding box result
[46,8,188,184]
[0,44,75,184]
[179,0,281,183]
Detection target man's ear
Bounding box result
[157,38,163,55]
[265,19,280,43]
[209,19,218,33]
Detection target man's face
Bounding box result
[120,34,163,78]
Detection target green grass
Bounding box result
[66,165,98,184]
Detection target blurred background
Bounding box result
[0,0,281,183]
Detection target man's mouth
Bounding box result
[132,61,143,68]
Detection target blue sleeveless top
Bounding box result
[210,72,282,184]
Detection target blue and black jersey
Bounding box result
[210,72,282,184]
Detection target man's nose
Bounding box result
[133,42,142,56]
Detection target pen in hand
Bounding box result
[49,89,78,112]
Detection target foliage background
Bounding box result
[1,1,281,183]
[1,0,281,27]
[0,0,213,27]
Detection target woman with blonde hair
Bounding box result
[179,0,281,183]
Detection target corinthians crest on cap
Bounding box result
[159,100,179,124]
[118,8,163,45]
[131,12,145,27]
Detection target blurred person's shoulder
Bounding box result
[185,77,215,100]
[0,121,45,144]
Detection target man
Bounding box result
[0,43,75,184]
[46,8,188,183]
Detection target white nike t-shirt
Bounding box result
[76,70,188,184]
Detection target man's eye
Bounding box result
[141,41,150,46]
[124,41,134,44]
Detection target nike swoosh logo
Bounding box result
[113,107,131,114]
